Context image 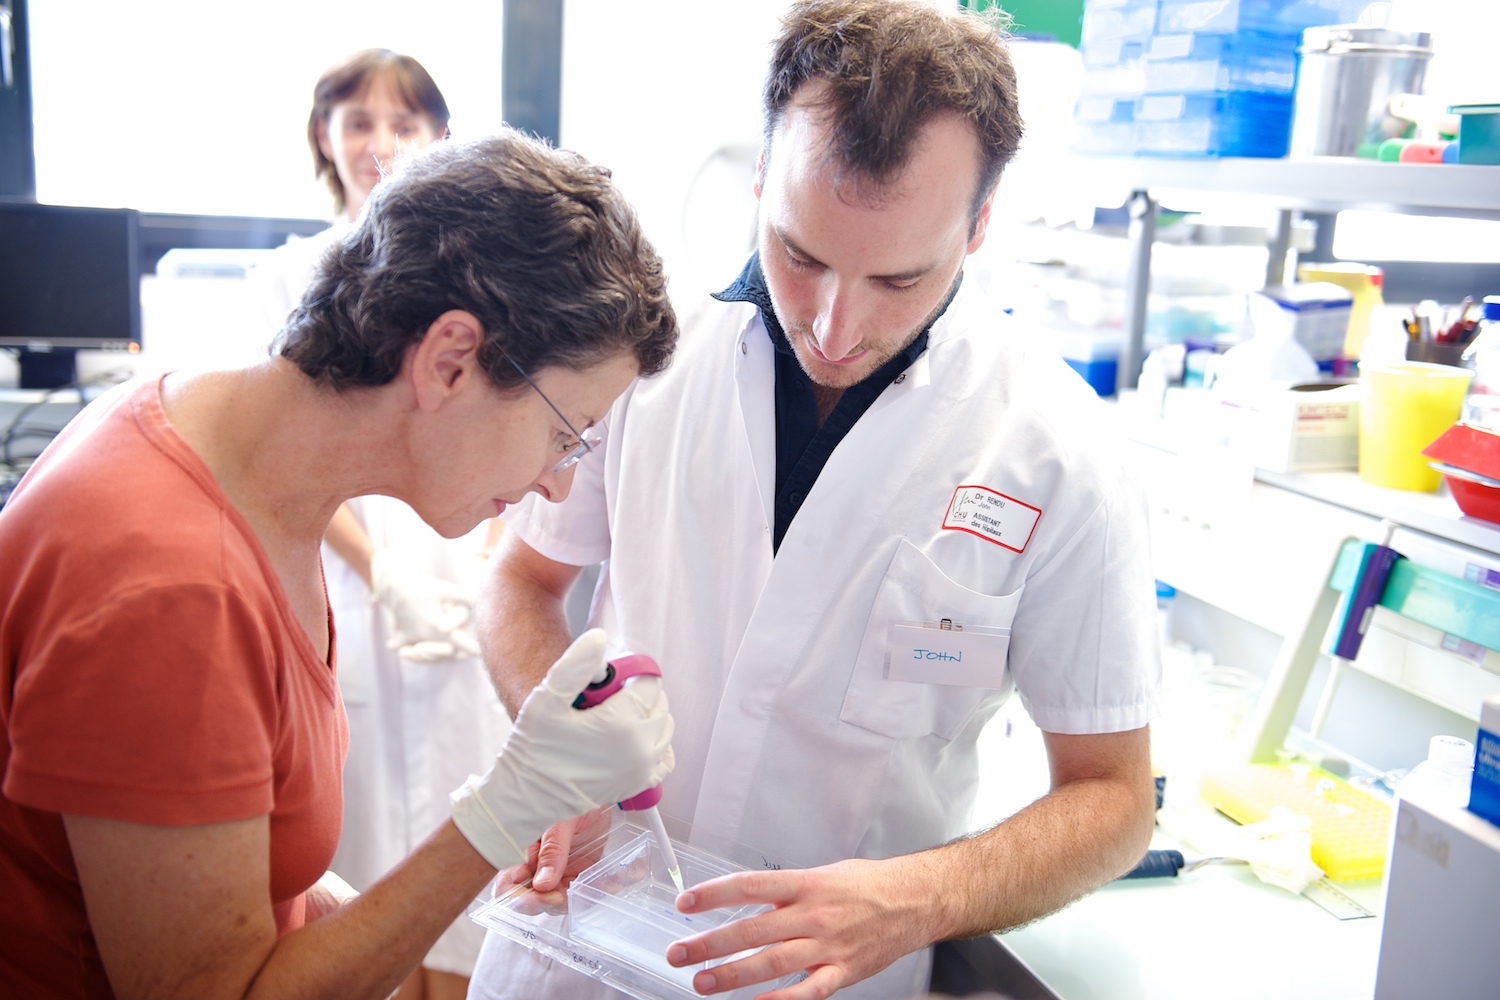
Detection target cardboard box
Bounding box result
[1375,788,1500,999]
[1257,283,1354,362]
[1244,381,1361,474]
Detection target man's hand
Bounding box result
[663,727,1153,999]
[666,856,936,999]
[528,807,614,893]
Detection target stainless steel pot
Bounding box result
[1289,25,1434,158]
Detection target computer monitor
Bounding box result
[0,200,142,389]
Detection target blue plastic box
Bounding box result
[1073,97,1137,155]
[1134,89,1295,157]
[1056,330,1124,397]
[1082,0,1160,47]
[1156,0,1351,36]
[1143,31,1300,94]
[1471,695,1500,829]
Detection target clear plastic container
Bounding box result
[569,831,772,993]
[469,814,802,1000]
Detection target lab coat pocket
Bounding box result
[840,538,1022,741]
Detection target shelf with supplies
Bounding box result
[1072,155,1500,220]
[1242,533,1500,770]
[1065,154,1500,392]
[1121,393,1500,647]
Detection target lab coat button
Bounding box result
[895,372,907,384]
[740,341,748,354]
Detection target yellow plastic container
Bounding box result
[1296,263,1383,358]
[1359,362,1473,491]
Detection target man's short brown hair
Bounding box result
[763,0,1023,222]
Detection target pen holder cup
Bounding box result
[1359,362,1473,491]
[1405,341,1470,367]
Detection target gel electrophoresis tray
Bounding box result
[469,813,803,1000]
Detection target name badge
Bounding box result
[887,619,1010,687]
[942,485,1041,553]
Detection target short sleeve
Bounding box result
[1007,467,1161,735]
[5,583,282,825]
[502,418,614,568]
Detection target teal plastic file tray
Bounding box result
[1449,104,1500,166]
[469,814,803,1000]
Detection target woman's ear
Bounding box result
[408,310,484,411]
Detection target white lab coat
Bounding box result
[472,277,1160,999]
[249,233,510,976]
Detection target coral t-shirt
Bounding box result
[0,376,347,997]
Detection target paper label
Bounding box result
[942,485,1041,553]
[887,620,1010,687]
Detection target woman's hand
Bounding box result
[450,629,674,869]
[305,870,361,922]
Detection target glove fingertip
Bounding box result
[539,628,609,695]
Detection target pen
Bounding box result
[1441,296,1474,343]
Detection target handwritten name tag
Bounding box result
[887,620,1010,687]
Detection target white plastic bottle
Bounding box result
[1463,296,1500,430]
[1395,735,1475,811]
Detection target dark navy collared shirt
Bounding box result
[713,253,958,553]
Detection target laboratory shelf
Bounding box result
[1327,537,1500,652]
[1072,153,1500,393]
[1257,468,1500,557]
[1072,156,1500,220]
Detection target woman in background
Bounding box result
[0,129,677,1000]
[249,50,508,1000]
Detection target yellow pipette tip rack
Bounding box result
[1199,763,1393,882]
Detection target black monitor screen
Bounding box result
[0,201,142,351]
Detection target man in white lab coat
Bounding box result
[470,2,1160,997]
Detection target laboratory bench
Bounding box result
[999,839,1381,1000]
[974,401,1500,1000]
[970,686,1385,1000]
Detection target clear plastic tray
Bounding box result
[469,812,803,1000]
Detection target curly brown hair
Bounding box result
[275,130,678,392]
[763,0,1024,226]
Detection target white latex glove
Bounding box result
[305,869,360,922]
[368,549,478,658]
[450,629,674,869]
[397,630,482,663]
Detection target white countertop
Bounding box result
[1001,852,1382,1000]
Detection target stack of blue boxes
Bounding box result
[1075,0,1362,157]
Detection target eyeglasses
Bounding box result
[501,352,603,473]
